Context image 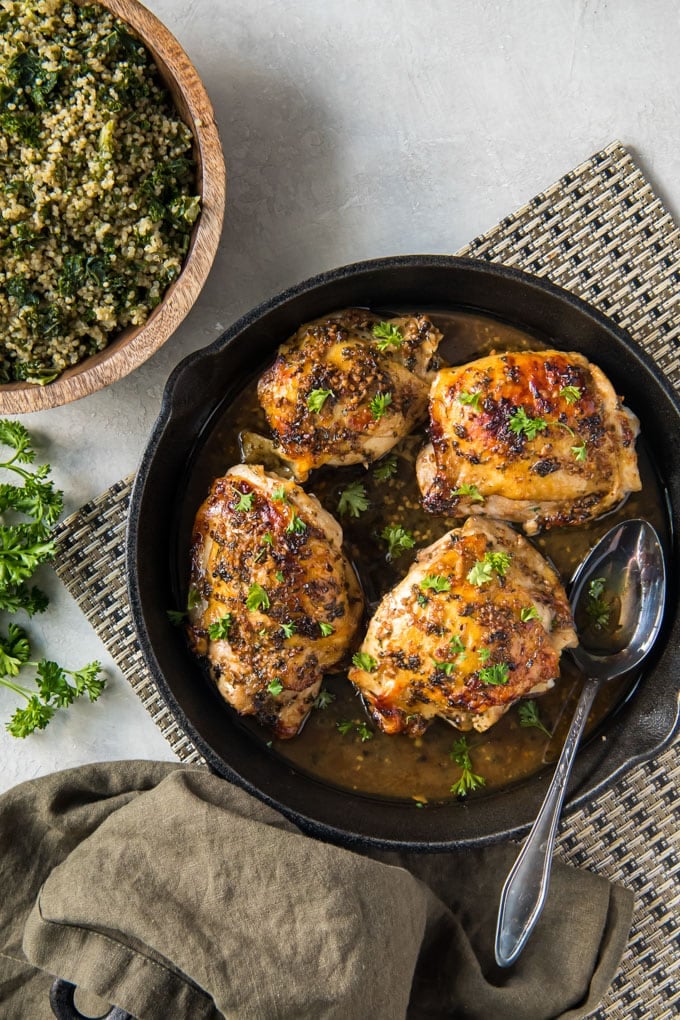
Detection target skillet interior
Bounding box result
[127,256,680,850]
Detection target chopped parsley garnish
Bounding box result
[452,483,484,503]
[232,488,254,512]
[479,662,510,685]
[373,453,398,482]
[337,719,373,741]
[318,622,334,637]
[272,486,288,502]
[380,525,416,561]
[416,592,428,607]
[356,722,373,742]
[508,407,547,440]
[246,584,270,612]
[560,385,581,404]
[314,689,336,709]
[432,658,457,676]
[571,440,587,462]
[586,577,610,629]
[372,321,404,350]
[275,570,285,583]
[167,586,200,625]
[421,574,451,593]
[208,614,233,640]
[458,390,482,412]
[467,551,512,586]
[370,391,393,421]
[352,651,377,672]
[450,737,485,797]
[262,532,274,546]
[518,699,552,738]
[477,647,491,663]
[520,605,540,622]
[448,635,466,656]
[306,388,333,412]
[337,481,369,518]
[285,512,307,535]
[267,677,284,696]
[280,622,296,639]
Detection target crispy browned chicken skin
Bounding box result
[257,309,442,481]
[187,465,364,738]
[417,350,641,533]
[348,518,577,734]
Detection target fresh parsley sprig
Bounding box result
[372,321,403,351]
[508,406,547,441]
[517,699,552,738]
[0,422,105,737]
[0,624,104,738]
[450,737,485,797]
[337,481,369,518]
[380,525,415,561]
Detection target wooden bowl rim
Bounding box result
[0,0,226,414]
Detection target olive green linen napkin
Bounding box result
[1,761,632,1020]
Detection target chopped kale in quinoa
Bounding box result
[0,0,201,384]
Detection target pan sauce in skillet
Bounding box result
[184,310,669,804]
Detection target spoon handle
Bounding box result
[494,677,600,968]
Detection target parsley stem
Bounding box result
[0,677,31,699]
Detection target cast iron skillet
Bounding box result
[127,255,680,852]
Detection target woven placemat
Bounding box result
[54,141,679,1018]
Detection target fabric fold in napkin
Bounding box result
[1,761,631,1020]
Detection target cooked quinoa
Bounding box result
[0,0,200,384]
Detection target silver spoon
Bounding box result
[495,518,666,968]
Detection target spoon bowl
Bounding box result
[495,518,666,968]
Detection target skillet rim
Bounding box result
[127,254,680,851]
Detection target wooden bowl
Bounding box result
[0,0,225,414]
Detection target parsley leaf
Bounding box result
[373,453,398,482]
[421,574,451,593]
[508,406,547,440]
[560,385,581,404]
[431,657,457,676]
[318,622,334,637]
[380,525,415,561]
[467,551,512,586]
[337,720,354,735]
[518,699,552,738]
[208,614,233,640]
[232,487,254,512]
[571,440,587,462]
[268,677,284,695]
[246,584,270,612]
[0,623,31,677]
[281,621,296,638]
[352,651,377,672]
[307,388,334,412]
[452,483,484,503]
[450,737,485,797]
[370,392,393,420]
[337,481,369,518]
[314,688,336,709]
[448,635,466,656]
[285,512,307,535]
[586,577,610,629]
[372,321,403,351]
[272,486,288,502]
[458,391,482,412]
[520,605,540,622]
[479,662,510,685]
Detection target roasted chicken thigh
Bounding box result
[187,465,364,738]
[257,309,442,481]
[417,350,641,533]
[348,518,577,734]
